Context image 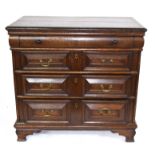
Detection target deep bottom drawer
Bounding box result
[17,99,131,125]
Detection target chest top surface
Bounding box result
[6,16,146,31]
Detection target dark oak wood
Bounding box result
[6,16,146,141]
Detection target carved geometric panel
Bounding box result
[84,51,133,72]
[83,75,132,98]
[15,51,70,70]
[83,100,128,124]
[22,75,69,96]
[22,100,70,124]
[66,51,90,70]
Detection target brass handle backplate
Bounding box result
[40,58,52,67]
[42,109,54,117]
[44,114,51,117]
[101,58,114,63]
[98,108,111,115]
[100,84,113,93]
[40,83,52,90]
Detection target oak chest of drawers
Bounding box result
[6,16,146,141]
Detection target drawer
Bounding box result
[14,51,138,72]
[16,74,84,97]
[19,36,134,48]
[83,100,129,123]
[14,51,70,71]
[15,74,135,98]
[18,100,70,123]
[14,51,86,71]
[83,75,134,98]
[84,51,135,72]
[18,74,69,96]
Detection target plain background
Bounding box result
[0,0,154,154]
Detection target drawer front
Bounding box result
[15,74,135,98]
[14,51,70,70]
[14,51,138,72]
[83,100,128,123]
[16,74,84,97]
[19,36,134,48]
[18,100,70,124]
[14,51,87,71]
[83,75,134,98]
[19,74,68,96]
[84,51,134,72]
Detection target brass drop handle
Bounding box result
[42,109,51,117]
[40,58,52,67]
[42,109,54,117]
[101,58,114,63]
[44,114,51,117]
[40,83,52,90]
[100,84,113,93]
[98,108,111,115]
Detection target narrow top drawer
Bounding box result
[17,36,143,49]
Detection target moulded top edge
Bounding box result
[6,16,147,32]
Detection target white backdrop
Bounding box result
[0,0,154,155]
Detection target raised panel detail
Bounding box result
[14,51,69,70]
[83,100,128,124]
[84,51,133,72]
[21,75,68,96]
[83,75,133,98]
[17,74,87,97]
[66,51,89,70]
[22,100,70,123]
